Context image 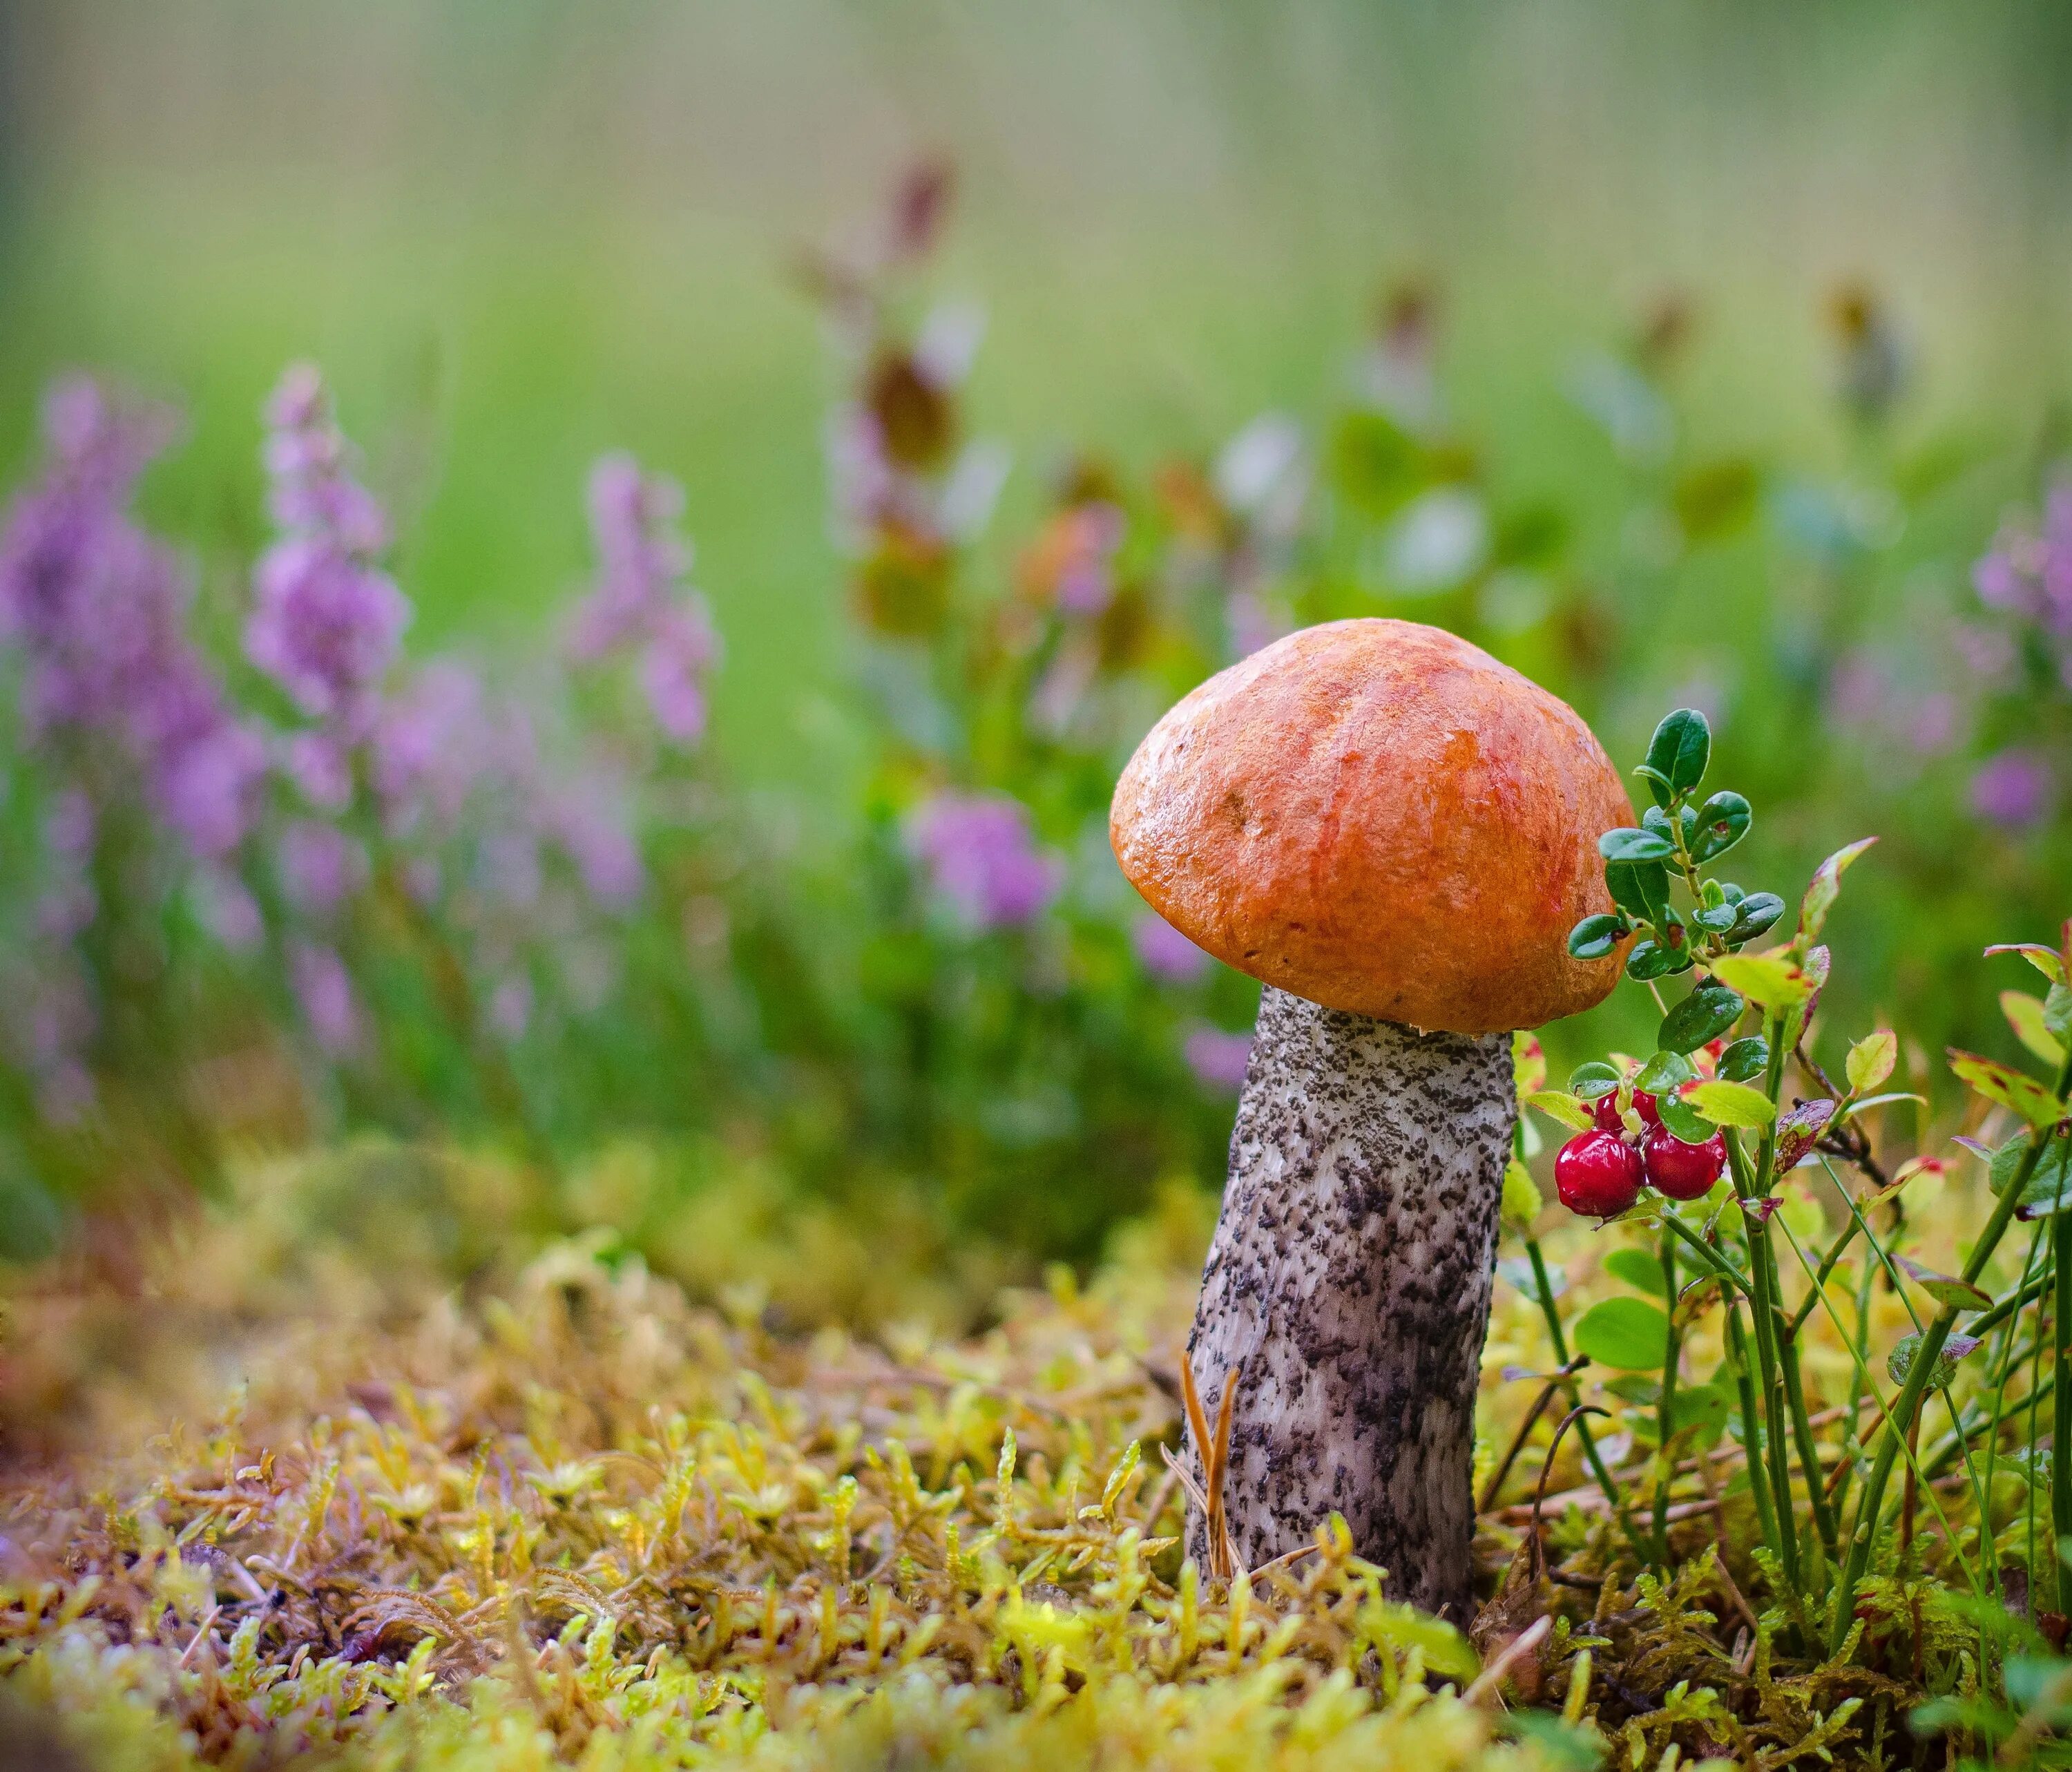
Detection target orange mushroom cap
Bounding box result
[1111,618,1633,1034]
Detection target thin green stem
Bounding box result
[2054,1210,2072,1613]
[1724,1299,1782,1556]
[1654,1226,1680,1568]
[1828,1248,1880,1527]
[1659,1211,1754,1302]
[1776,1208,1979,1598]
[1828,1051,2072,1655]
[1524,1235,1649,1559]
[1725,1125,1802,1587]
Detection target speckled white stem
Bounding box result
[1184,986,1517,1622]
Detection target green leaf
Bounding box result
[1633,1049,1697,1095]
[1573,1297,1673,1369]
[1689,791,1752,863]
[1774,1098,1837,1171]
[1660,984,1744,1054]
[1666,1382,1732,1446]
[1836,1090,1926,1123]
[1798,837,1878,942]
[1709,954,1812,1010]
[1567,913,1627,961]
[1726,891,1785,944]
[1894,1256,1993,1313]
[1657,1091,1714,1143]
[2002,991,2068,1068]
[1600,827,1676,864]
[1716,1036,1769,1083]
[1604,859,1671,926]
[1686,1079,1776,1128]
[1626,939,1694,981]
[1501,1157,1544,1230]
[2048,983,2072,1042]
[1888,1331,1981,1392]
[1950,1049,2066,1130]
[1644,708,1711,801]
[1604,1247,1669,1297]
[1985,943,2067,987]
[1569,1061,1622,1101]
[1845,1031,1898,1094]
[2011,1137,2072,1221]
[1364,1601,1481,1684]
[1526,1090,1595,1132]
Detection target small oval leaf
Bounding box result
[1845,1031,1898,1095]
[1573,1297,1673,1370]
[1689,791,1752,863]
[1568,913,1628,961]
[1716,1036,1770,1083]
[1644,708,1711,799]
[1686,1079,1777,1128]
[1601,827,1677,864]
[1660,984,1745,1055]
[2002,991,2068,1069]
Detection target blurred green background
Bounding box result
[5,0,2071,795]
[2,2,2072,1289]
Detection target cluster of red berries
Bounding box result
[1555,1091,1726,1217]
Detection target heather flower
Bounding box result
[278,820,368,917]
[548,781,644,911]
[372,660,495,833]
[290,940,363,1056]
[569,454,720,747]
[1970,748,2052,830]
[907,791,1062,930]
[1133,913,1210,984]
[638,604,719,745]
[0,377,265,859]
[246,365,409,737]
[1184,1024,1254,1092]
[192,868,264,953]
[487,974,533,1041]
[1974,484,2072,640]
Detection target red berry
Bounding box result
[1633,1090,1661,1127]
[1556,1130,1644,1217]
[1591,1093,1623,1132]
[1642,1125,1727,1201]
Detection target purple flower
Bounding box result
[372,660,493,832]
[154,716,267,860]
[1133,913,1211,984]
[1970,749,2053,830]
[246,365,409,736]
[0,376,263,861]
[278,820,367,917]
[907,792,1062,931]
[487,974,533,1041]
[638,604,718,743]
[1184,1024,1254,1093]
[1053,504,1125,616]
[548,781,644,911]
[568,453,720,748]
[1974,484,2072,639]
[193,868,263,953]
[290,941,363,1056]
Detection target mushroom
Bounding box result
[1111,618,1630,1621]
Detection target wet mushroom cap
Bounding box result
[1110,618,1633,1034]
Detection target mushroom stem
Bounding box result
[1184,985,1516,1621]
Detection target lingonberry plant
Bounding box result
[1498,704,2072,1693]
